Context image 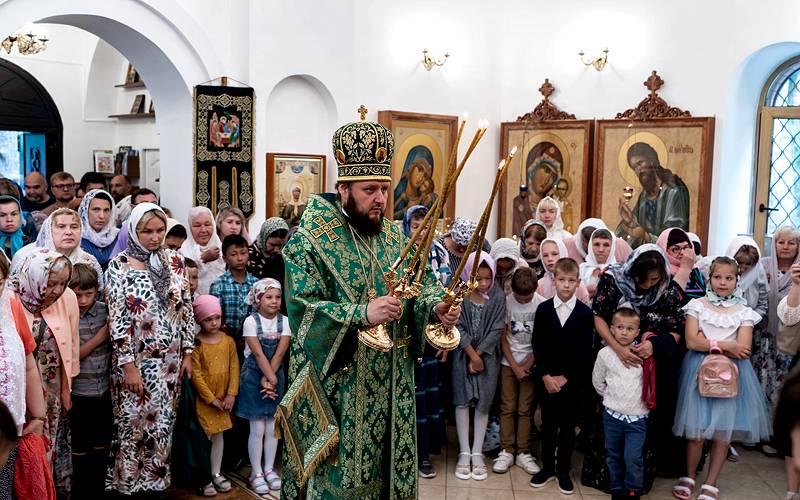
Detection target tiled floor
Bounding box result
[167,429,790,499]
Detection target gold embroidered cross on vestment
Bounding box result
[311,216,343,242]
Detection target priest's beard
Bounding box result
[343,194,384,236]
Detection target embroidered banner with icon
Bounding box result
[193,84,255,218]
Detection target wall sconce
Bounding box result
[578,48,609,71]
[421,49,449,71]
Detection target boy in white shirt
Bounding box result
[494,267,543,475]
[592,307,649,500]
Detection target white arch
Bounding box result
[712,41,800,252]
[0,0,226,223]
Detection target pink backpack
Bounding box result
[697,340,739,398]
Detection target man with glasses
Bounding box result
[40,172,77,217]
[21,172,55,212]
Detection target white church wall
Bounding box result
[2,0,800,250]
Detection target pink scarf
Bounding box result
[460,251,496,301]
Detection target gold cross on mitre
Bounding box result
[310,216,342,242]
[358,104,368,121]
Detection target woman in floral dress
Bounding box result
[9,247,79,498]
[105,203,195,496]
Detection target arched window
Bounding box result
[754,57,800,248]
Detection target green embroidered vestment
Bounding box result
[279,193,444,500]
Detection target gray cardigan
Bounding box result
[451,286,506,411]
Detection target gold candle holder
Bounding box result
[357,114,480,352]
[424,147,517,351]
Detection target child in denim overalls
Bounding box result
[235,278,290,494]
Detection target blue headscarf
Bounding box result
[402,204,428,237]
[0,195,25,258]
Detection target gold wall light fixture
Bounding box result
[1,30,49,55]
[421,48,449,71]
[578,48,609,71]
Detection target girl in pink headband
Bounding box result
[190,294,240,496]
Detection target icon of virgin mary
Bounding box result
[393,145,439,220]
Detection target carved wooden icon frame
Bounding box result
[498,79,594,238]
[592,71,715,251]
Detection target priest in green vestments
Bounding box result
[278,113,461,499]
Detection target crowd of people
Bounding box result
[0,168,799,500]
[405,198,800,500]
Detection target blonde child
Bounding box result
[191,294,240,496]
[592,307,648,500]
[537,238,590,304]
[452,251,506,481]
[236,278,290,493]
[672,257,771,500]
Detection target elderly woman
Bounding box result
[759,225,800,456]
[13,208,105,290]
[588,245,686,488]
[9,247,79,497]
[438,217,490,277]
[78,189,119,270]
[180,206,225,296]
[216,206,252,243]
[105,203,196,496]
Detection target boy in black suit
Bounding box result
[530,257,594,494]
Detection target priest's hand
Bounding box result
[366,295,402,324]
[435,302,461,326]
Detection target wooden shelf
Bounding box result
[114,81,146,89]
[108,112,155,119]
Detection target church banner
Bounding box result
[193,84,255,218]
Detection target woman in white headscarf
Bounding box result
[78,189,119,270]
[490,237,527,294]
[14,208,105,290]
[535,196,571,240]
[565,217,633,264]
[579,228,618,298]
[180,206,225,295]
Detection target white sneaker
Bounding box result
[516,453,541,475]
[492,449,514,474]
[784,492,800,500]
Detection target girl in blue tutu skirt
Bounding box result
[672,256,771,500]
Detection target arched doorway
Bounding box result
[0,0,225,222]
[0,57,62,182]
